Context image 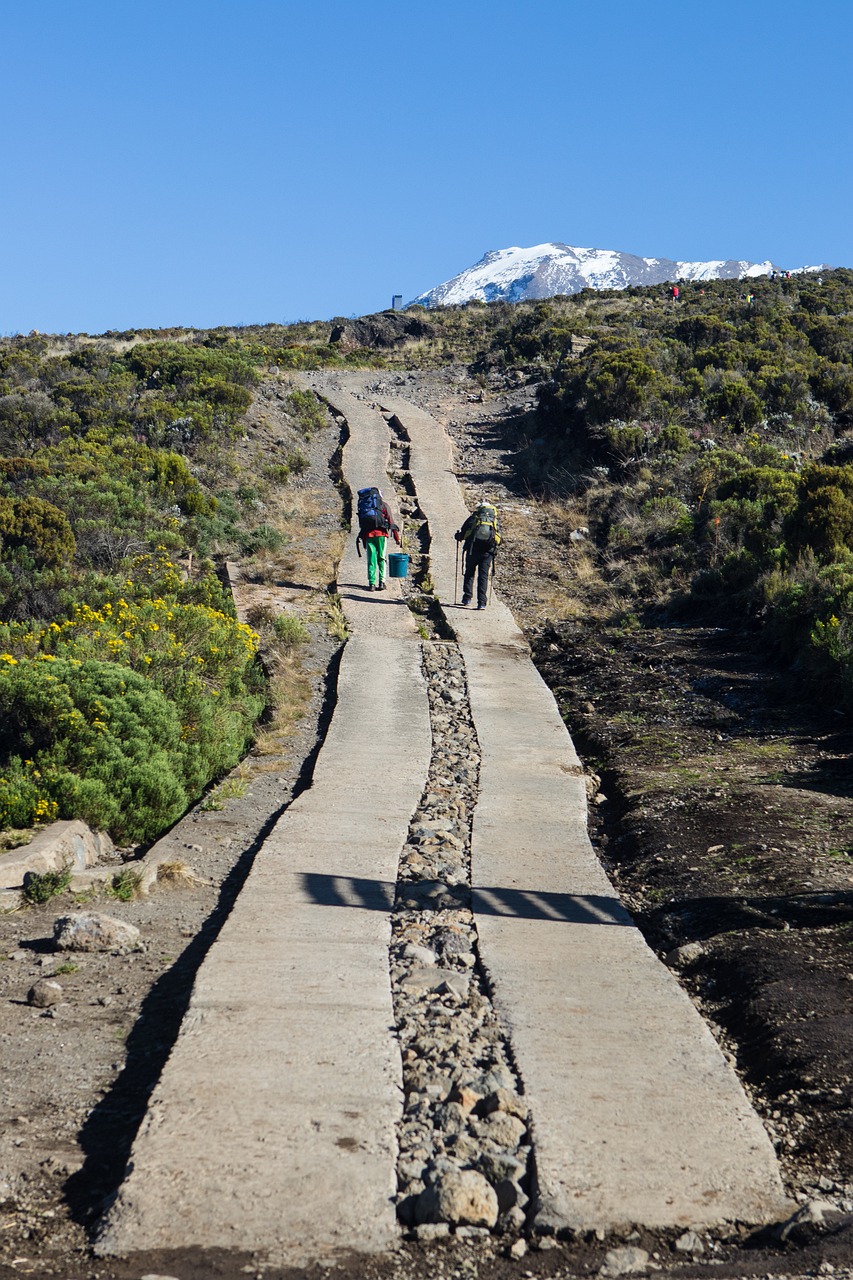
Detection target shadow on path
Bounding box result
[300,871,630,925]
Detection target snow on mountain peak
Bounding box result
[411,243,825,307]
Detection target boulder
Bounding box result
[399,966,468,996]
[664,941,705,969]
[777,1198,836,1243]
[472,1111,527,1149]
[481,1088,528,1119]
[53,912,141,954]
[402,943,437,966]
[416,1168,499,1228]
[447,1084,483,1115]
[674,1230,704,1254]
[599,1246,651,1276]
[477,1151,526,1185]
[28,979,62,1008]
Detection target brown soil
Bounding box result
[5,371,853,1279]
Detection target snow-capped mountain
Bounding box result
[411,243,825,307]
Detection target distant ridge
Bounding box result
[411,242,828,307]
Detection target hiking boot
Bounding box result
[367,583,375,591]
[378,581,387,591]
[477,604,486,610]
[461,596,471,606]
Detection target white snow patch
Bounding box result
[412,242,825,307]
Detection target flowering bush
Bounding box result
[0,338,286,840]
[0,556,264,840]
[0,658,188,840]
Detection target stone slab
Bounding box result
[0,819,112,890]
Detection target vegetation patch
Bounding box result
[0,334,340,846]
[21,864,72,905]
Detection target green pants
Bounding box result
[365,535,387,586]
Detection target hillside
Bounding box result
[0,333,363,847]
[3,273,853,1276]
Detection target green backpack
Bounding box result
[471,503,498,541]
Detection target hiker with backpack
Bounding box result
[355,486,400,591]
[455,500,501,609]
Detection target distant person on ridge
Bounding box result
[455,500,501,609]
[355,486,400,591]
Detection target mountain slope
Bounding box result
[411,242,825,307]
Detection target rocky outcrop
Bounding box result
[329,312,434,352]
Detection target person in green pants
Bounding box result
[356,488,400,591]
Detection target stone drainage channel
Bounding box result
[390,641,534,1243]
[382,419,535,1242]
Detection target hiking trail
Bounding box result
[97,376,790,1268]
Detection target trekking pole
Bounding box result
[455,540,460,605]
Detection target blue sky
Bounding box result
[1,0,851,334]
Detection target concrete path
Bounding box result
[98,393,431,1265]
[100,373,789,1268]
[325,375,790,1233]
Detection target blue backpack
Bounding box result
[357,487,388,534]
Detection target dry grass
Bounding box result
[245,656,314,773]
[538,496,591,536]
[156,859,210,887]
[243,487,344,590]
[496,493,621,626]
[226,389,347,778]
[503,490,627,626]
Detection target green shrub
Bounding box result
[659,424,691,453]
[273,613,309,647]
[22,864,72,905]
[640,496,693,541]
[0,754,58,829]
[285,389,326,437]
[0,495,76,568]
[605,425,648,461]
[713,466,798,563]
[242,523,286,554]
[0,582,264,842]
[264,463,292,484]
[0,657,189,842]
[107,867,142,901]
[787,465,853,559]
[706,378,763,426]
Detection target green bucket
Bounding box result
[388,552,409,579]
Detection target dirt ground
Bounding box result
[4,371,853,1279]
